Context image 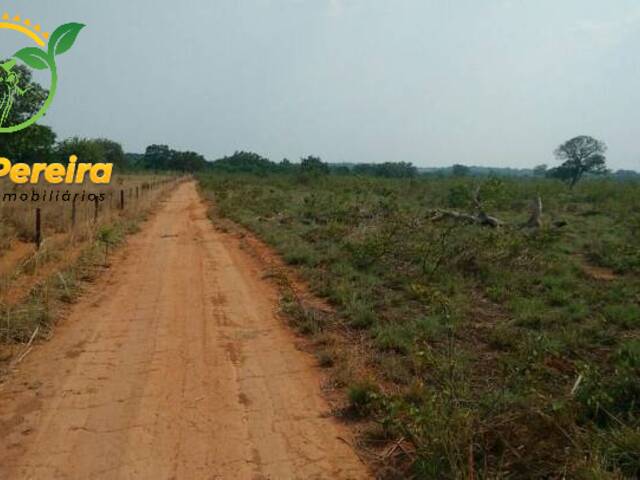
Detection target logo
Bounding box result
[0,14,108,185]
[0,13,84,133]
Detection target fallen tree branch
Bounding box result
[429,209,503,227]
[476,211,503,228]
[429,191,557,230]
[429,209,478,224]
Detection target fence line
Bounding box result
[26,176,187,250]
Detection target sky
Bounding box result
[2,0,639,170]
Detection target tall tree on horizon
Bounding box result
[548,136,608,187]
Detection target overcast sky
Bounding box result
[3,0,639,169]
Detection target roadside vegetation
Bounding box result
[0,175,180,365]
[199,167,640,479]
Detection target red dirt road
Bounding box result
[0,182,368,480]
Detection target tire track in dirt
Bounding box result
[0,181,369,480]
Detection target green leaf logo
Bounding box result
[0,20,85,133]
[48,22,85,57]
[13,47,51,70]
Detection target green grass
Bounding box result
[199,172,640,479]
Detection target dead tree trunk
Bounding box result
[472,187,503,228]
[524,195,543,229]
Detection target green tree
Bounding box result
[171,150,207,171]
[279,158,294,173]
[143,144,173,170]
[55,137,106,164]
[533,164,548,176]
[300,156,329,175]
[352,162,417,178]
[548,136,608,187]
[0,124,56,163]
[452,164,471,177]
[94,138,126,170]
[142,144,207,172]
[211,151,275,174]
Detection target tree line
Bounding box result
[0,60,632,184]
[205,152,418,178]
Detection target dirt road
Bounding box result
[0,182,368,480]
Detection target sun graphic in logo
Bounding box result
[0,13,84,133]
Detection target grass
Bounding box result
[0,212,149,344]
[199,172,640,479]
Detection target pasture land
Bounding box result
[199,173,640,479]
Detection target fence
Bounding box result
[0,175,185,252]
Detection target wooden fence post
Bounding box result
[94,197,99,223]
[71,198,77,228]
[35,208,41,249]
[120,189,125,210]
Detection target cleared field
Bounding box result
[199,173,640,479]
